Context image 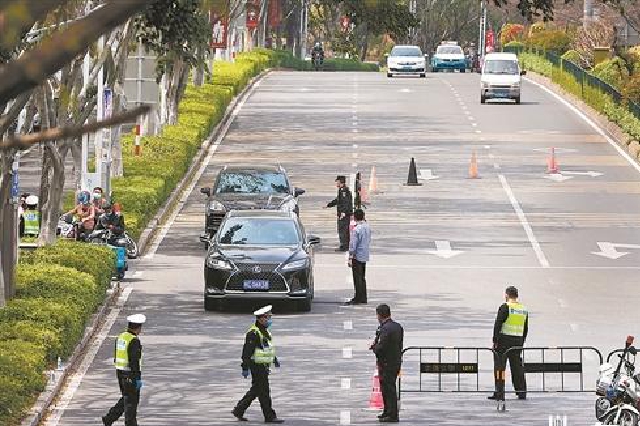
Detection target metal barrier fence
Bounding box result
[606,348,630,363]
[503,46,640,120]
[399,346,603,399]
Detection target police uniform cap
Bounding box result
[254,305,272,316]
[127,314,146,324]
[26,195,38,205]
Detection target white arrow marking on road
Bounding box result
[418,169,439,180]
[543,174,574,182]
[427,241,464,259]
[561,171,603,177]
[591,242,640,260]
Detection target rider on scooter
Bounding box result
[67,191,95,241]
[96,203,125,244]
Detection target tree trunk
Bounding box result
[0,151,17,304]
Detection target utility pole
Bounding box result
[299,0,308,59]
[583,0,594,29]
[478,0,486,62]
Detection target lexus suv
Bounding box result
[203,210,320,312]
[200,165,305,246]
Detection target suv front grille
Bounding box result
[226,271,288,292]
[236,263,279,273]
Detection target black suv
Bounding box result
[200,165,305,246]
[204,210,320,312]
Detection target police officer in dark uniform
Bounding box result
[489,286,528,408]
[103,314,145,426]
[370,304,404,423]
[233,305,284,423]
[325,175,353,251]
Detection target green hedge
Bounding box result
[0,242,115,425]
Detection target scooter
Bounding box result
[595,336,640,425]
[87,229,128,280]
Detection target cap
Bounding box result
[127,314,146,324]
[25,195,38,205]
[253,305,272,316]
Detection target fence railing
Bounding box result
[503,46,640,121]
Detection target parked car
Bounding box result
[203,210,320,312]
[199,165,305,247]
[386,45,427,78]
[480,52,526,104]
[431,42,468,72]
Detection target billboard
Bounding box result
[210,9,228,48]
[246,0,260,29]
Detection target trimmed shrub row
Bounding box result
[0,241,115,425]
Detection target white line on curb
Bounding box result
[341,378,352,389]
[44,288,133,426]
[344,320,353,330]
[340,410,351,425]
[525,77,640,175]
[499,174,550,268]
[343,347,353,359]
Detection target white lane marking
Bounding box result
[485,145,491,149]
[145,81,253,258]
[475,130,482,133]
[343,347,353,358]
[488,153,495,159]
[352,153,358,158]
[352,162,358,168]
[341,377,352,389]
[471,122,478,127]
[493,163,501,170]
[344,320,353,330]
[499,174,550,268]
[340,410,351,425]
[570,323,579,332]
[352,144,358,149]
[352,129,358,133]
[526,77,640,175]
[44,288,133,426]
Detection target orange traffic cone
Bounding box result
[469,151,479,179]
[360,185,369,205]
[369,371,384,410]
[547,147,559,174]
[368,166,379,194]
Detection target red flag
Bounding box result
[268,0,281,27]
[210,9,228,48]
[246,0,260,29]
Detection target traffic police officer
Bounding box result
[325,175,353,251]
[103,314,145,426]
[489,286,528,406]
[23,195,40,237]
[233,306,284,423]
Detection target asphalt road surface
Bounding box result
[44,70,640,426]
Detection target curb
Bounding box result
[137,69,271,256]
[22,282,121,426]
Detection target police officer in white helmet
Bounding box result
[103,314,146,426]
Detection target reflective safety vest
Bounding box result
[501,302,528,337]
[249,325,275,365]
[23,210,40,236]
[114,331,141,371]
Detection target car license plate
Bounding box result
[494,92,509,98]
[243,280,269,290]
[402,67,413,71]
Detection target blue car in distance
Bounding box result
[431,42,469,72]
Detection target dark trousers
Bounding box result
[379,364,400,419]
[104,371,139,426]
[337,215,350,249]
[351,259,367,302]
[234,365,277,421]
[493,345,527,400]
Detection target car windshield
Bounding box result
[484,59,519,75]
[390,47,422,57]
[437,46,463,55]
[215,171,289,194]
[218,218,300,245]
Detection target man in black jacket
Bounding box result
[370,304,404,423]
[489,286,528,406]
[103,314,145,426]
[233,305,284,423]
[96,203,125,244]
[325,175,353,251]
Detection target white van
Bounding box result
[480,53,526,104]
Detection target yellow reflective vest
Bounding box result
[249,325,276,365]
[23,209,39,236]
[501,302,528,337]
[114,331,141,371]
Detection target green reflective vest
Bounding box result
[249,325,275,365]
[501,302,528,337]
[114,331,140,371]
[23,210,39,236]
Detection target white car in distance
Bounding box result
[480,52,526,104]
[386,45,426,78]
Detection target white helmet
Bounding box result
[25,195,38,205]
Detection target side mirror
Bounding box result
[200,187,211,197]
[294,187,306,197]
[307,234,321,245]
[520,70,527,76]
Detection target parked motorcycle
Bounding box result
[595,336,640,425]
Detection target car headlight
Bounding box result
[206,256,233,270]
[208,201,226,212]
[279,258,309,271]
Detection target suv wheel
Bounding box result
[297,298,312,312]
[204,298,218,311]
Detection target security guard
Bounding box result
[23,195,40,237]
[232,306,284,423]
[103,314,145,426]
[489,286,528,406]
[325,175,353,251]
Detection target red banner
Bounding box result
[268,0,281,27]
[210,9,228,49]
[340,16,350,32]
[485,29,495,53]
[246,0,260,29]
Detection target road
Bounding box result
[45,70,640,426]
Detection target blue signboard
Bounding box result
[11,170,18,198]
